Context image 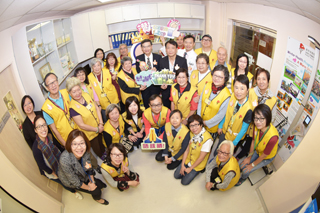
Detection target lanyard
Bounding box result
[170,127,182,148]
[152,112,162,128]
[49,94,68,115]
[94,72,103,91]
[229,96,248,128]
[254,126,270,150]
[76,97,99,125]
[110,121,122,137]
[81,158,93,183]
[123,70,137,85]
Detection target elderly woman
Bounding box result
[101,143,139,191]
[190,53,212,97]
[87,58,119,122]
[117,56,146,108]
[58,129,108,205]
[170,68,198,125]
[103,104,131,151]
[66,77,105,160]
[174,115,213,185]
[236,104,278,186]
[32,115,83,199]
[216,75,253,155]
[155,110,190,170]
[205,140,240,191]
[104,52,121,101]
[230,53,253,92]
[197,65,231,139]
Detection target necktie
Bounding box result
[147,57,152,70]
[184,52,187,59]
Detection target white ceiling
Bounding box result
[0,0,320,32]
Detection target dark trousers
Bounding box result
[90,134,105,159]
[51,178,76,193]
[236,136,252,159]
[142,85,161,108]
[161,85,171,109]
[155,150,181,170]
[77,178,106,200]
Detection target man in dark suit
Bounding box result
[158,40,188,109]
[136,39,162,108]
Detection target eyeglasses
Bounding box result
[254,117,266,122]
[202,39,211,42]
[213,74,224,80]
[189,123,200,128]
[36,124,47,130]
[71,142,86,148]
[46,80,58,88]
[150,104,162,108]
[111,153,124,158]
[218,150,230,156]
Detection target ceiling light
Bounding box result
[27,21,51,33]
[97,0,114,3]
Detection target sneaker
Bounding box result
[75,191,83,200]
[235,178,247,186]
[134,146,138,151]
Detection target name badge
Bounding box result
[205,99,211,105]
[227,127,232,134]
[86,104,92,110]
[169,148,174,153]
[70,120,75,129]
[101,93,107,97]
[215,177,222,183]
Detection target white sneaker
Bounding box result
[75,191,83,200]
[134,146,138,151]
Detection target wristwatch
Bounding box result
[251,163,255,167]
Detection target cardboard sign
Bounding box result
[135,70,153,88]
[152,25,180,39]
[141,128,166,150]
[152,69,175,85]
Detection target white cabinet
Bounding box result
[140,3,158,19]
[89,10,110,51]
[157,3,175,18]
[105,7,123,24]
[122,5,140,21]
[174,3,191,18]
[191,4,205,19]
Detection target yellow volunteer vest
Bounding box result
[231,68,253,92]
[88,70,119,110]
[100,157,129,178]
[190,70,212,97]
[70,93,99,141]
[165,123,189,161]
[41,89,74,144]
[103,63,121,75]
[104,117,125,144]
[122,111,143,133]
[171,83,197,119]
[117,53,132,64]
[254,124,278,160]
[185,131,212,171]
[143,107,169,129]
[201,85,231,133]
[195,48,217,69]
[80,83,95,101]
[216,156,241,191]
[222,94,253,141]
[117,68,141,104]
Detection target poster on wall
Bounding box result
[3,91,24,133]
[275,37,319,162]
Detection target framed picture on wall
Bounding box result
[39,62,52,80]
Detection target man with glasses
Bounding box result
[205,140,240,191]
[195,34,218,70]
[142,94,171,139]
[41,73,74,146]
[135,39,162,108]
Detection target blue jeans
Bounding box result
[240,151,275,179]
[174,164,200,185]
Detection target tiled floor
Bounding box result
[62,148,266,213]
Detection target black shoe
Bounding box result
[96,165,102,174]
[100,199,109,205]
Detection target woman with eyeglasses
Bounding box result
[216,75,253,155]
[32,115,83,199]
[155,110,190,170]
[197,65,231,139]
[58,129,108,204]
[236,104,278,186]
[170,68,198,125]
[205,140,240,191]
[174,115,213,185]
[101,143,139,191]
[230,53,253,92]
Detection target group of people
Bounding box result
[21,34,279,205]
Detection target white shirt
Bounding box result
[198,69,211,82]
[177,49,197,77]
[132,114,138,125]
[144,53,154,69]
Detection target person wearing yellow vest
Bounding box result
[104,52,121,102]
[155,110,190,170]
[236,104,278,186]
[214,47,231,72]
[230,53,253,92]
[101,143,139,191]
[197,65,231,139]
[103,104,130,149]
[237,68,277,159]
[190,53,212,97]
[170,68,198,125]
[87,58,119,122]
[66,77,105,160]
[122,96,145,149]
[174,115,213,185]
[117,56,146,109]
[195,34,217,70]
[216,75,253,155]
[142,95,171,140]
[205,140,240,191]
[74,67,101,108]
[42,73,73,146]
